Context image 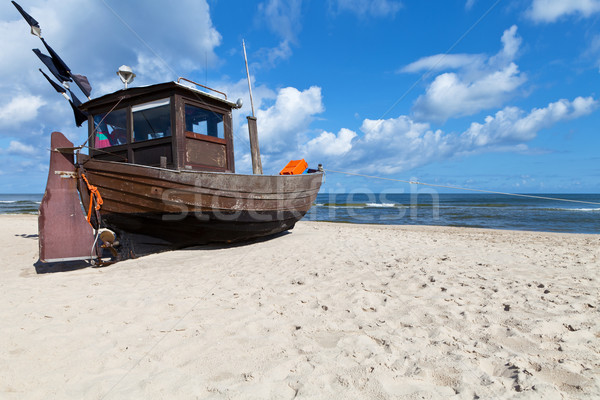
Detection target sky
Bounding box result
[1,0,599,194]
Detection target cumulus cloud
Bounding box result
[355,116,452,173]
[306,96,597,174]
[527,0,600,23]
[255,86,325,153]
[461,97,598,148]
[305,128,357,156]
[224,85,326,174]
[0,0,224,189]
[3,0,221,90]
[330,0,403,18]
[413,63,525,123]
[407,25,525,123]
[0,95,46,128]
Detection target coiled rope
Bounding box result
[324,169,600,206]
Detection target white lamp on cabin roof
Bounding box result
[117,65,135,89]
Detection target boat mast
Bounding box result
[243,39,263,175]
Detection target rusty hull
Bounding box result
[39,132,96,262]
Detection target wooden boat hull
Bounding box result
[77,157,322,247]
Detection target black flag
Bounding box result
[39,68,65,94]
[11,1,41,37]
[72,74,92,98]
[40,38,72,82]
[68,89,83,107]
[69,100,88,127]
[39,69,87,127]
[33,49,70,83]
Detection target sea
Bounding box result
[0,194,43,215]
[304,192,600,234]
[1,193,599,234]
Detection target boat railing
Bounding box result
[177,77,227,100]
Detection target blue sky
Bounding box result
[1,0,599,193]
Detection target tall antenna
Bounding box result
[242,39,262,174]
[242,39,255,117]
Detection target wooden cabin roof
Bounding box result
[79,81,238,113]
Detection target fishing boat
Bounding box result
[83,79,322,242]
[11,2,323,263]
[40,79,323,263]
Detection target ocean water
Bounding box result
[304,193,600,234]
[0,194,43,215]
[1,193,598,234]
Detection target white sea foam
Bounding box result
[549,207,600,212]
[366,203,397,208]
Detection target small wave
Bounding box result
[365,203,397,208]
[0,200,38,204]
[543,207,600,212]
[318,203,367,208]
[316,202,404,208]
[465,203,513,208]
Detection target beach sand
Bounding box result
[0,214,598,399]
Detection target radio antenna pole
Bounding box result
[242,39,255,117]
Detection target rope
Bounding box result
[81,173,104,225]
[324,169,600,206]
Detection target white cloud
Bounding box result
[306,96,598,174]
[97,1,222,82]
[255,86,325,153]
[3,0,222,91]
[489,25,522,66]
[409,26,525,123]
[5,140,37,156]
[0,0,223,168]
[253,0,302,68]
[252,40,293,70]
[330,0,402,18]
[258,0,303,43]
[461,97,598,147]
[527,0,600,23]
[400,54,485,74]
[413,63,526,123]
[0,95,46,127]
[305,128,357,156]
[355,116,452,173]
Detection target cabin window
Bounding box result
[132,99,171,142]
[93,108,128,148]
[185,104,224,139]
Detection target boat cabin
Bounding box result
[79,79,238,172]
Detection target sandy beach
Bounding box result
[0,214,598,399]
